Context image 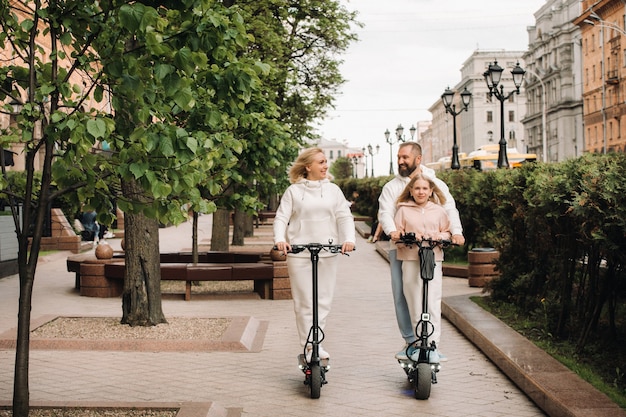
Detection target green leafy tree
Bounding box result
[209,0,361,250]
[0,0,274,413]
[330,156,354,179]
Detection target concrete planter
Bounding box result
[468,248,500,287]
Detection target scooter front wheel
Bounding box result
[414,363,432,400]
[310,363,322,399]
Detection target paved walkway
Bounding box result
[0,215,621,416]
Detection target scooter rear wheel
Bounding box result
[414,363,432,400]
[310,363,322,399]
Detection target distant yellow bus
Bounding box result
[425,154,467,172]
[460,145,537,171]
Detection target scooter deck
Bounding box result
[298,354,330,370]
[397,357,442,366]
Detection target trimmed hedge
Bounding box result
[339,153,626,351]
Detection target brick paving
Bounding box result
[0,215,620,416]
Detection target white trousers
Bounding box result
[401,260,443,348]
[287,255,338,347]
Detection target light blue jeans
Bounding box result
[389,249,416,344]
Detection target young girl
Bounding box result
[394,174,451,362]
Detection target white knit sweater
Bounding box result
[378,165,463,250]
[273,178,356,257]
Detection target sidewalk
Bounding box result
[0,215,621,416]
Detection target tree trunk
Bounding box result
[13,263,35,417]
[269,193,279,211]
[13,134,55,415]
[244,215,253,237]
[120,178,166,326]
[192,211,199,264]
[232,208,246,246]
[211,208,230,251]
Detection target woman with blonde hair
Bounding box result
[274,147,355,361]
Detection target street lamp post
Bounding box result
[363,143,380,177]
[384,124,416,175]
[361,147,369,178]
[441,87,472,170]
[484,60,526,168]
[351,155,361,178]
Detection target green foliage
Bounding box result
[334,175,393,219]
[233,0,360,143]
[227,0,361,210]
[340,155,626,383]
[330,156,354,180]
[446,156,626,365]
[474,296,626,408]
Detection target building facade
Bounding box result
[575,0,626,154]
[428,50,528,163]
[314,137,365,178]
[524,0,584,162]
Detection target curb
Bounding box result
[443,295,626,417]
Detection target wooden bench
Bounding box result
[254,211,276,228]
[103,262,274,301]
[68,251,288,300]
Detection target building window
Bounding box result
[508,94,515,103]
[592,34,595,52]
[593,94,597,112]
[329,150,333,159]
[592,64,596,81]
[337,150,342,158]
[486,111,493,123]
[508,110,515,122]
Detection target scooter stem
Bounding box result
[310,247,321,363]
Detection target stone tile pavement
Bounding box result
[0,214,622,416]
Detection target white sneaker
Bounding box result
[394,343,409,360]
[318,345,330,359]
[429,349,448,363]
[305,345,330,362]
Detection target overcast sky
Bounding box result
[315,0,547,173]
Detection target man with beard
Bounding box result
[378,141,464,361]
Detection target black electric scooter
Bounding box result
[395,232,453,400]
[276,241,352,399]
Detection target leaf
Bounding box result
[59,32,72,46]
[119,4,144,32]
[86,119,107,139]
[129,162,148,179]
[94,85,104,103]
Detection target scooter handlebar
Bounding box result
[273,243,355,255]
[395,232,455,248]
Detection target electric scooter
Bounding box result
[395,232,453,400]
[275,241,352,399]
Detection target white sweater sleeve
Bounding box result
[335,188,356,244]
[273,187,292,244]
[432,177,463,236]
[378,181,399,236]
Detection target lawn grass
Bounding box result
[472,296,626,409]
